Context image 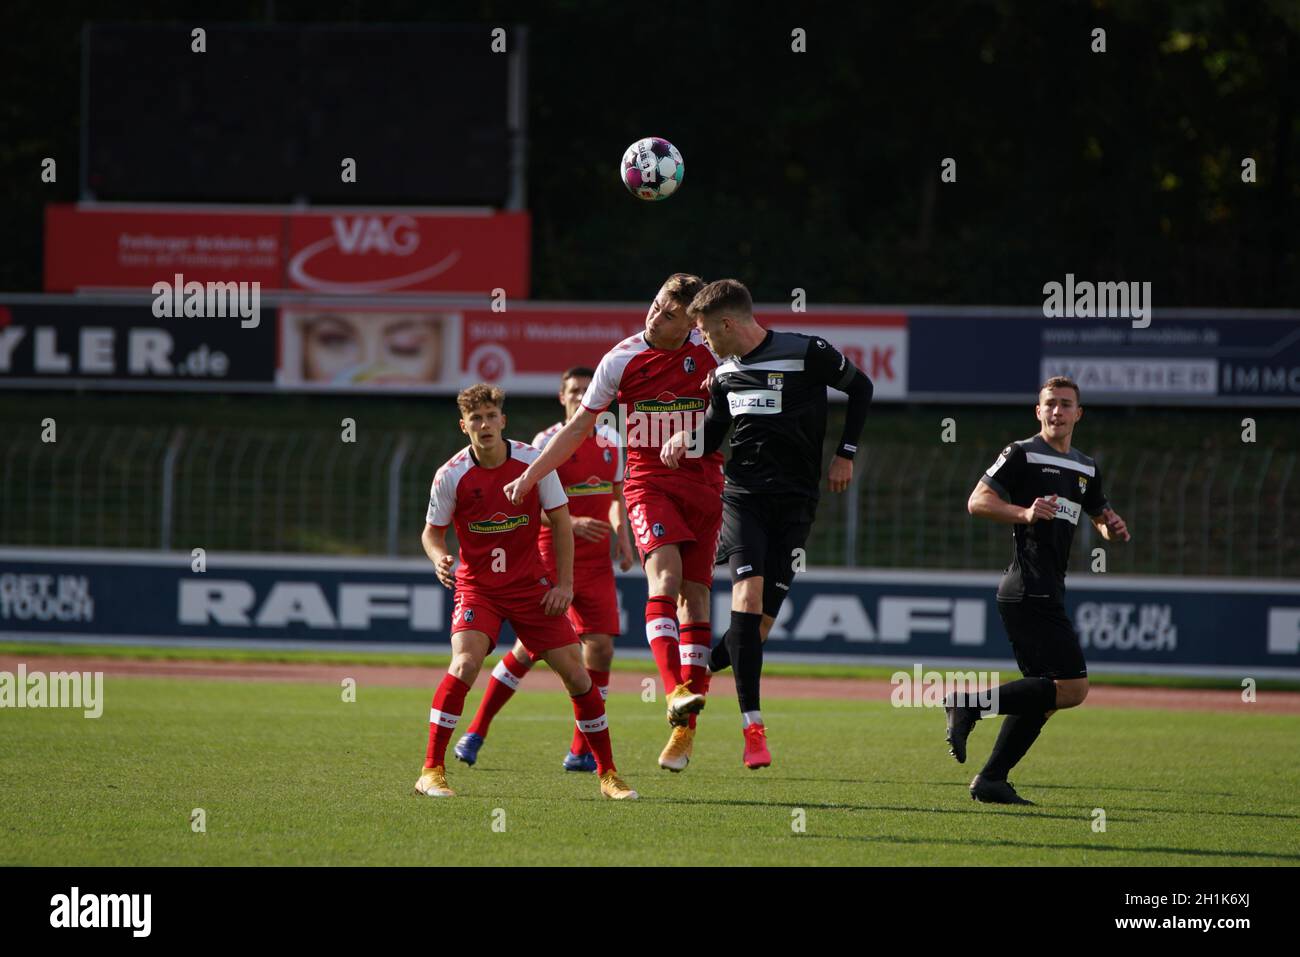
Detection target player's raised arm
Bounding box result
[504,407,597,504]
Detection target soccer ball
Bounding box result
[620,137,685,201]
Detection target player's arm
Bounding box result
[423,468,458,586]
[807,338,874,493]
[610,481,636,570]
[506,408,597,504]
[1083,465,1130,541]
[421,523,456,588]
[969,443,1055,525]
[968,482,1054,526]
[542,504,575,615]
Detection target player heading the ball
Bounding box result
[505,273,723,774]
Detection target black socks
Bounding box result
[981,712,1049,781]
[724,610,764,713]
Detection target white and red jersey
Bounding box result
[580,328,724,490]
[533,421,623,568]
[427,441,568,594]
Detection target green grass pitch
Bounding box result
[3,677,1298,866]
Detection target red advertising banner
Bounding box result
[460,306,908,398]
[271,303,906,396]
[44,204,531,297]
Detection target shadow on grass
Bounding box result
[766,778,1238,798]
[793,833,1300,863]
[650,796,1132,823]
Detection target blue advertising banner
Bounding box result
[909,310,1300,406]
[2,550,1297,677]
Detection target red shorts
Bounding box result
[625,474,723,587]
[567,561,621,636]
[450,583,579,656]
[539,551,622,637]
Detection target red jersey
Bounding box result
[533,421,623,568]
[426,440,568,593]
[580,328,723,490]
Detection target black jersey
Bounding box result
[979,434,1109,602]
[704,329,870,500]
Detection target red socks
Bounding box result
[570,668,610,755]
[679,622,712,689]
[570,682,615,774]
[466,649,534,738]
[645,594,682,694]
[424,672,470,768]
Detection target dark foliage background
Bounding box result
[2,0,1296,305]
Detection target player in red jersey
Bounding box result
[453,366,637,772]
[505,274,723,773]
[413,384,637,800]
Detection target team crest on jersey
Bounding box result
[1078,475,1088,495]
[462,609,475,623]
[684,357,696,373]
[603,448,613,463]
[651,522,665,538]
[468,512,530,533]
[768,372,784,391]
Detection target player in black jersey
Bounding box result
[660,279,873,768]
[948,375,1130,805]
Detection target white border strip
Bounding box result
[1,635,1295,680]
[2,548,1298,594]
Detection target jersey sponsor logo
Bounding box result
[1040,466,1061,474]
[727,389,782,415]
[1052,497,1082,525]
[467,511,530,534]
[987,453,1009,476]
[565,476,614,496]
[632,392,706,414]
[767,372,784,391]
[736,564,753,575]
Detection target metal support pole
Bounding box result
[160,428,185,551]
[387,434,413,556]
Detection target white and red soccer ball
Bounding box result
[620,137,685,201]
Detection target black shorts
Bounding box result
[715,490,817,618]
[997,598,1088,680]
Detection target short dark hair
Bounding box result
[1039,375,1081,404]
[561,366,595,384]
[688,279,753,320]
[661,273,705,306]
[457,383,505,416]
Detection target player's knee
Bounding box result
[583,635,615,670]
[449,654,480,684]
[1054,678,1088,709]
[759,616,774,641]
[652,569,682,598]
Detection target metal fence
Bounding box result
[2,425,1296,578]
